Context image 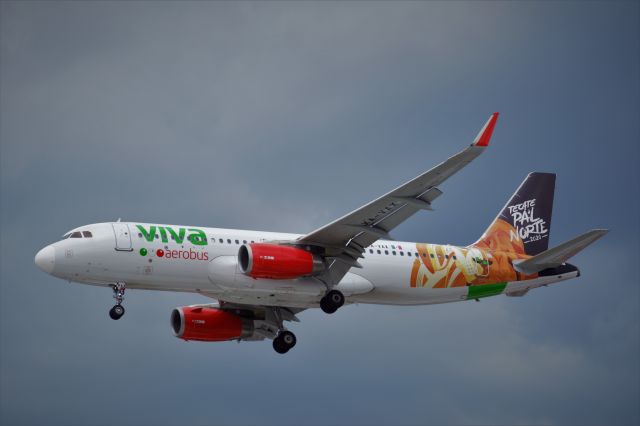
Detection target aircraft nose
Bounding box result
[35,245,56,274]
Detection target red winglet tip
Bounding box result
[473,112,499,147]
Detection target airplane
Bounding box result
[34,113,608,354]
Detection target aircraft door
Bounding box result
[112,223,133,251]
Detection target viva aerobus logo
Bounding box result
[508,199,548,244]
[136,224,209,261]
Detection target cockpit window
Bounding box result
[62,233,71,239]
[82,231,93,238]
[70,232,82,238]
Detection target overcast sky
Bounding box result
[1,2,638,425]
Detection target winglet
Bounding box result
[472,112,499,147]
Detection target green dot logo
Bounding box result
[139,248,148,256]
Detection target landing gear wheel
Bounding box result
[272,330,296,354]
[109,305,125,320]
[273,339,287,354]
[320,290,345,314]
[320,298,337,314]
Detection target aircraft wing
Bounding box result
[513,229,609,275]
[298,113,499,285]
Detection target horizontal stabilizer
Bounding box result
[513,229,608,275]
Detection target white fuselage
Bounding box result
[36,222,577,308]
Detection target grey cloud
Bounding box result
[1,2,638,426]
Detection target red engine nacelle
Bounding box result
[171,306,254,342]
[238,243,324,279]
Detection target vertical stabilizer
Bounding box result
[472,172,555,256]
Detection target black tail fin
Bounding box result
[472,172,555,256]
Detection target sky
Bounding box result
[0,1,638,425]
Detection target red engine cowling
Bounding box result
[238,243,324,279]
[171,307,254,342]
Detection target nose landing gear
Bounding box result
[109,282,126,320]
[320,290,345,314]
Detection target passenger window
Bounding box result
[211,238,216,242]
[415,253,419,258]
[369,249,373,254]
[235,239,239,244]
[385,250,389,255]
[227,239,231,244]
[70,232,82,238]
[251,240,255,243]
[422,253,427,258]
[243,240,247,244]
[82,231,92,238]
[399,252,404,256]
[377,250,381,254]
[219,238,224,243]
[138,233,143,238]
[392,251,396,256]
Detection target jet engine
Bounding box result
[171,306,254,342]
[238,243,325,279]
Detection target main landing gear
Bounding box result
[272,330,297,354]
[268,307,297,354]
[109,282,126,320]
[320,290,345,314]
